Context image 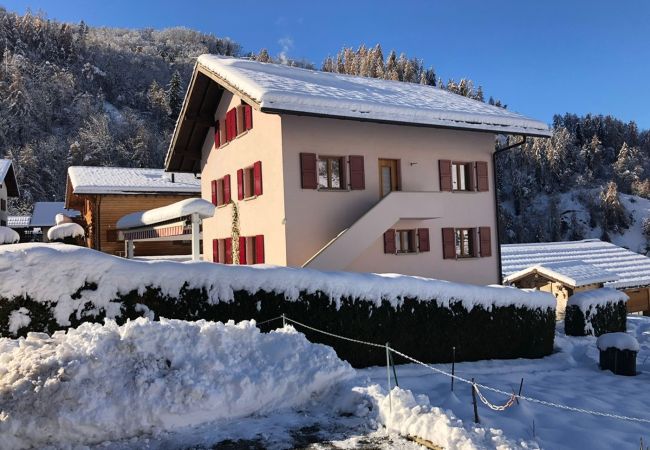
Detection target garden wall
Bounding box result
[0,244,557,367]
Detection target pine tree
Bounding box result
[167,70,182,119]
[614,142,643,192]
[600,181,629,234]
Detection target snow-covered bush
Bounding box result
[0,226,19,245]
[564,288,628,336]
[0,244,556,366]
[46,222,85,244]
[0,318,354,448]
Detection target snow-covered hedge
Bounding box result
[564,288,628,337]
[0,226,19,245]
[0,244,557,366]
[0,318,353,448]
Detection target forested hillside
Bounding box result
[1,8,649,251]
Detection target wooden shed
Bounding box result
[64,166,201,257]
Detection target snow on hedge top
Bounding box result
[567,287,629,312]
[30,202,80,227]
[116,198,215,229]
[504,260,619,288]
[47,223,85,241]
[197,55,551,137]
[596,332,639,352]
[68,166,200,195]
[0,244,554,327]
[502,239,650,290]
[0,318,353,448]
[0,227,19,244]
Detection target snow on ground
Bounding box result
[3,316,650,449]
[0,318,354,449]
[0,244,554,329]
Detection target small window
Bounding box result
[396,229,417,254]
[317,156,345,190]
[451,163,471,191]
[455,228,476,257]
[243,166,255,199]
[245,236,257,263]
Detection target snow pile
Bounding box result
[0,318,354,448]
[197,55,550,136]
[362,385,535,449]
[54,213,73,225]
[0,244,555,328]
[597,332,639,352]
[116,197,215,229]
[46,222,85,241]
[567,288,628,312]
[0,226,19,244]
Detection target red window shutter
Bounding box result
[225,238,233,264]
[230,109,238,140]
[211,180,217,206]
[479,226,492,257]
[239,236,247,265]
[237,169,244,200]
[468,162,476,191]
[383,229,396,254]
[417,228,430,252]
[255,235,265,263]
[471,228,479,257]
[253,161,263,196]
[476,161,489,192]
[244,104,253,130]
[236,105,245,135]
[442,228,456,259]
[439,160,452,191]
[349,155,365,190]
[225,111,231,141]
[300,153,317,189]
[212,239,219,263]
[223,174,231,204]
[214,121,220,148]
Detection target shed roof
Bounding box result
[503,259,619,288]
[31,202,80,227]
[166,55,551,172]
[67,166,200,195]
[0,159,19,197]
[502,239,650,290]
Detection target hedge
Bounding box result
[564,288,628,337]
[0,284,555,367]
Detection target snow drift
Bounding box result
[0,318,354,448]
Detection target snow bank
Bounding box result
[46,222,85,241]
[0,244,555,328]
[567,288,628,312]
[361,385,535,449]
[116,197,215,229]
[0,318,354,448]
[0,226,19,244]
[597,332,639,352]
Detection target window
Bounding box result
[451,163,472,191]
[239,235,265,264]
[238,162,262,200]
[455,228,475,258]
[396,230,416,253]
[243,166,255,198]
[211,175,231,206]
[317,156,345,189]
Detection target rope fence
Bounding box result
[254,314,650,425]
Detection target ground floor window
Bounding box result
[396,229,416,253]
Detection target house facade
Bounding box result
[64,166,201,257]
[0,159,19,227]
[165,55,550,285]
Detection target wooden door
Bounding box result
[379,159,399,197]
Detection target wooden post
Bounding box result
[388,345,399,387]
[386,343,392,412]
[451,346,456,392]
[516,377,524,405]
[190,213,201,261]
[471,378,480,424]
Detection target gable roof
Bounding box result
[503,259,619,288]
[0,159,19,197]
[166,55,551,172]
[31,202,80,227]
[67,166,201,196]
[502,239,650,290]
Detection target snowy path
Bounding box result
[85,317,650,449]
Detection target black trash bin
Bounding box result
[596,333,638,376]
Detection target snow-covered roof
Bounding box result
[197,55,551,137]
[503,259,619,288]
[0,159,19,197]
[68,166,200,195]
[502,239,650,290]
[31,202,80,227]
[116,198,215,229]
[7,216,31,228]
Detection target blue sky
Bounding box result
[3,0,650,129]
